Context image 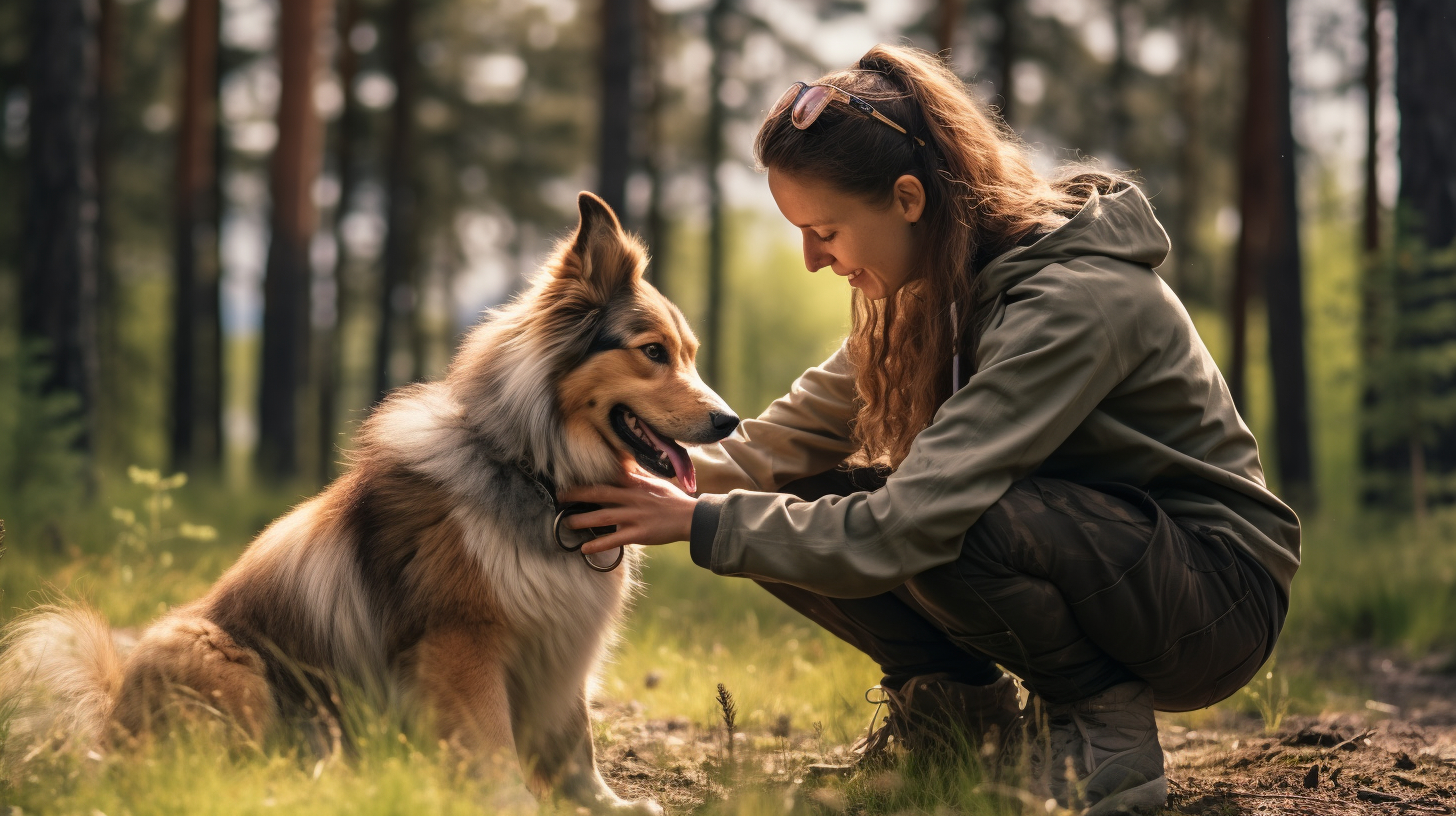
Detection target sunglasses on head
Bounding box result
[770,81,926,146]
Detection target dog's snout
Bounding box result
[709,411,740,438]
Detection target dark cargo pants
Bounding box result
[758,470,1287,711]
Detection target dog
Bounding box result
[0,192,738,813]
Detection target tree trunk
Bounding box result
[1108,0,1132,160]
[597,0,634,218]
[171,0,222,474]
[1394,0,1456,509]
[640,0,668,296]
[374,0,417,405]
[1172,0,1204,295]
[992,0,1015,125]
[1394,0,1455,252]
[257,0,327,479]
[94,0,117,465]
[320,0,362,481]
[1363,0,1381,255]
[1233,0,1312,507]
[22,0,101,457]
[702,0,730,387]
[1357,0,1390,509]
[935,0,960,55]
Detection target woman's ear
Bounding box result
[893,174,927,224]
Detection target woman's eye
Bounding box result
[641,343,667,363]
[818,231,836,242]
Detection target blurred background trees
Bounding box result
[0,0,1451,530]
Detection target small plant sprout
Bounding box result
[111,466,217,581]
[716,683,737,765]
[1241,658,1291,735]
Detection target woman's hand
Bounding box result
[558,469,698,554]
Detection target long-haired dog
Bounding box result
[0,192,737,813]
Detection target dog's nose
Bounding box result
[709,411,740,437]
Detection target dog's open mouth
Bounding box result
[610,405,697,494]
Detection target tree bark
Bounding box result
[1394,0,1455,251]
[992,0,1015,125]
[640,0,668,296]
[1232,0,1312,507]
[597,0,634,218]
[22,0,101,457]
[1172,0,1204,295]
[171,0,222,474]
[935,0,960,55]
[257,0,327,479]
[1363,0,1380,255]
[702,0,730,387]
[1108,0,1132,160]
[1393,0,1456,509]
[94,0,117,464]
[374,0,418,405]
[320,0,362,481]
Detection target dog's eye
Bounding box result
[640,343,667,363]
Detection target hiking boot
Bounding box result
[849,673,1024,766]
[1028,681,1167,815]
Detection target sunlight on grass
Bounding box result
[4,201,1455,814]
[607,544,880,746]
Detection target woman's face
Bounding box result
[767,169,926,301]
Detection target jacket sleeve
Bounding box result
[690,261,1139,598]
[689,343,860,495]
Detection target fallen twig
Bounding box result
[1329,729,1376,752]
[1224,791,1338,805]
[1357,787,1404,803]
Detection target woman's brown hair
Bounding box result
[755,44,1123,469]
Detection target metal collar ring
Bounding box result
[553,502,624,572]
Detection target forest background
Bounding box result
[2,0,1456,813]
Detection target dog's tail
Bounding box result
[0,601,123,770]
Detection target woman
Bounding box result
[563,44,1298,815]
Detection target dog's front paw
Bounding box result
[485,782,540,815]
[609,798,663,816]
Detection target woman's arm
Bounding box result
[690,342,860,495]
[687,259,1142,597]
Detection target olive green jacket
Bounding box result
[687,184,1300,599]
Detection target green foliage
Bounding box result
[1239,659,1292,735]
[1286,509,1456,654]
[109,466,218,587]
[0,335,87,542]
[1359,205,1456,510]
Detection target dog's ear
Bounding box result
[553,192,642,294]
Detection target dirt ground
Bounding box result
[1166,647,1456,815]
[596,647,1456,815]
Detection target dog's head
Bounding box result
[543,192,737,493]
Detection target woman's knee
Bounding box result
[958,480,1060,571]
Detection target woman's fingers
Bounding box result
[580,532,633,555]
[558,468,698,550]
[563,508,621,530]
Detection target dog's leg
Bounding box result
[525,689,663,816]
[116,615,275,743]
[415,628,536,811]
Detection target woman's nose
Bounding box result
[802,237,832,273]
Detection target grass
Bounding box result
[1,479,1452,814]
[3,198,1453,812]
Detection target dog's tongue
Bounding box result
[637,421,697,495]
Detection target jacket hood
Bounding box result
[979,183,1171,296]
